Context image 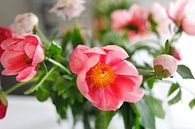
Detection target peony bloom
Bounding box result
[0,35,44,82]
[50,0,85,20]
[10,12,38,35]
[0,93,7,120]
[153,54,177,78]
[167,0,195,35]
[0,27,13,58]
[69,45,144,110]
[148,3,170,36]
[111,4,148,39]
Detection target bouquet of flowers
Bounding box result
[1,0,195,129]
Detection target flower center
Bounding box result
[24,55,32,64]
[88,63,116,88]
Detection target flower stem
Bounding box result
[46,57,71,75]
[25,67,56,94]
[35,27,50,49]
[5,79,36,95]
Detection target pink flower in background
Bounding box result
[171,47,182,61]
[111,4,148,39]
[50,0,85,20]
[69,45,144,110]
[167,0,195,35]
[10,12,38,35]
[0,35,44,82]
[148,3,171,36]
[0,27,13,58]
[153,54,177,78]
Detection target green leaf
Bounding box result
[48,42,62,56]
[145,95,165,119]
[167,83,179,97]
[71,27,84,48]
[120,103,134,129]
[36,86,49,102]
[95,111,115,129]
[168,89,182,105]
[177,65,194,79]
[164,40,170,54]
[136,100,156,129]
[189,99,195,109]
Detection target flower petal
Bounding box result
[16,66,37,82]
[84,47,106,55]
[123,90,144,102]
[69,45,89,74]
[182,16,195,35]
[24,43,36,59]
[32,44,44,66]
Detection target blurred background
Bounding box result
[1,0,195,129]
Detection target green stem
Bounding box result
[25,67,56,94]
[46,57,71,75]
[5,79,36,95]
[36,27,50,49]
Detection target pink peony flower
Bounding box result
[69,45,144,110]
[148,3,171,36]
[153,54,177,78]
[10,12,38,35]
[0,93,7,120]
[111,4,148,39]
[167,0,195,35]
[49,0,85,20]
[0,35,44,82]
[0,27,14,58]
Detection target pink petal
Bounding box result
[24,35,42,45]
[123,90,144,102]
[1,38,22,50]
[16,66,37,82]
[1,51,29,73]
[24,43,36,59]
[105,50,129,65]
[69,45,89,74]
[112,60,139,76]
[111,10,131,30]
[84,47,106,55]
[90,88,122,111]
[109,75,142,100]
[32,44,44,66]
[103,45,128,56]
[182,17,195,35]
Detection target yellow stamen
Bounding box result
[88,63,116,88]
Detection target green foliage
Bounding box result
[189,99,195,109]
[177,65,194,79]
[36,86,49,102]
[95,111,115,129]
[167,83,179,97]
[168,89,182,105]
[71,27,85,48]
[48,42,62,56]
[136,99,156,129]
[145,95,165,119]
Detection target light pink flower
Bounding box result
[111,4,148,39]
[69,45,144,110]
[0,27,14,58]
[50,0,85,20]
[148,3,171,36]
[10,12,38,35]
[153,54,177,78]
[0,35,44,82]
[167,0,195,35]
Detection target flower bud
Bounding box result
[0,90,8,119]
[153,54,177,78]
[10,12,38,35]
